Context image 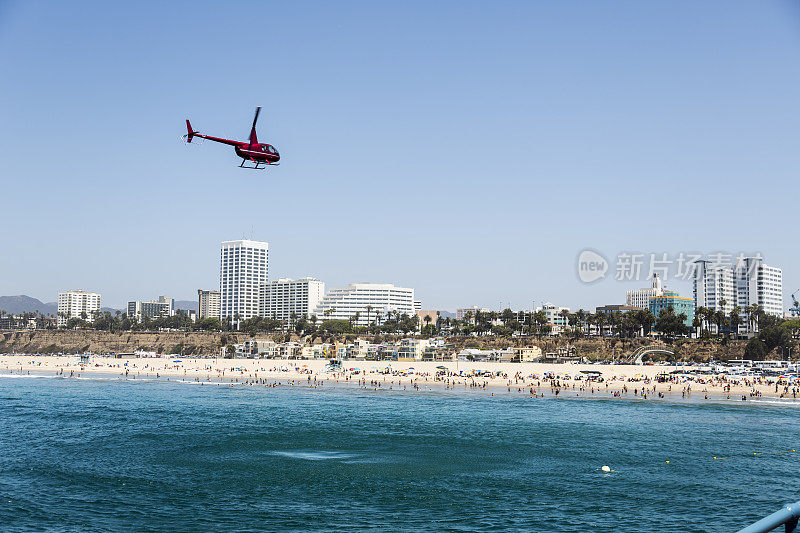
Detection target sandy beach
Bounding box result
[2,355,798,402]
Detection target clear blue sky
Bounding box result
[1,1,798,311]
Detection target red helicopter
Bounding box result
[184,107,279,169]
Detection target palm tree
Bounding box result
[713,309,727,337]
[729,306,742,338]
[717,299,727,337]
[594,312,606,339]
[745,304,761,335]
[559,309,570,336]
[365,305,373,327]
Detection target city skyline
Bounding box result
[1,2,798,311]
[24,247,792,319]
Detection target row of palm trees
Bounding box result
[693,301,762,337]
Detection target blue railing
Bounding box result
[737,501,800,533]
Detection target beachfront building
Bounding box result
[596,304,641,315]
[693,257,782,334]
[220,239,269,327]
[57,290,101,327]
[258,277,325,323]
[197,289,221,320]
[735,257,783,318]
[693,260,735,315]
[126,296,174,322]
[535,302,570,335]
[626,274,664,309]
[649,290,694,328]
[421,338,457,361]
[416,310,439,331]
[397,338,430,361]
[312,283,415,326]
[456,306,490,322]
[178,309,197,322]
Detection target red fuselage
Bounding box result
[192,133,280,164]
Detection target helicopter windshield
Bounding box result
[268,146,278,155]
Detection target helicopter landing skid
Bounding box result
[239,160,278,170]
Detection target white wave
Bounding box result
[270,450,356,461]
[0,373,58,379]
[747,399,800,407]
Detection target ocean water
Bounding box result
[1,374,798,532]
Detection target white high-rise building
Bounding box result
[126,296,174,321]
[220,239,269,327]
[456,306,490,322]
[735,257,783,318]
[259,277,325,323]
[626,274,664,309]
[198,289,221,320]
[57,290,101,327]
[536,302,571,334]
[694,257,783,334]
[693,260,736,315]
[313,283,415,326]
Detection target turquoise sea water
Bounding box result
[1,373,798,532]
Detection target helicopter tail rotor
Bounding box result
[184,119,197,143]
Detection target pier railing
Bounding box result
[737,501,800,533]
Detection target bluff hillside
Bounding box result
[0,330,750,361]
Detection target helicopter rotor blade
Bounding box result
[249,106,261,145]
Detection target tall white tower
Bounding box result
[220,239,269,327]
[693,260,735,314]
[735,257,783,317]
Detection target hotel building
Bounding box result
[197,289,221,320]
[258,277,325,323]
[694,257,782,333]
[313,283,415,326]
[536,302,570,334]
[693,261,736,314]
[735,257,783,317]
[626,274,664,309]
[57,290,101,327]
[127,296,174,322]
[220,239,269,327]
[649,291,694,328]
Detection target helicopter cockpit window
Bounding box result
[268,146,277,154]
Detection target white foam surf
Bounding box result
[270,450,357,461]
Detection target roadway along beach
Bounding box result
[2,355,797,402]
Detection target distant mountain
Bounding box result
[174,300,196,312]
[0,295,58,315]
